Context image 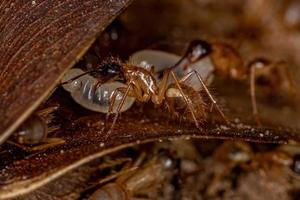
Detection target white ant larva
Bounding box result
[61,68,136,113]
[129,49,215,91]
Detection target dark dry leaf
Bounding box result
[13,164,97,200]
[0,86,299,198]
[0,0,132,145]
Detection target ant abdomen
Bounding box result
[61,68,135,113]
[130,49,214,91]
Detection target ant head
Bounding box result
[99,62,123,77]
[185,40,212,63]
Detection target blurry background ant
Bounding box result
[6,106,64,152]
[167,39,298,125]
[197,141,300,198]
[79,140,300,200]
[86,152,175,200]
[61,57,229,134]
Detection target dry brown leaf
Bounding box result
[0,0,132,145]
[0,86,299,198]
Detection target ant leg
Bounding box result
[35,106,59,117]
[47,125,60,133]
[85,167,138,191]
[132,152,147,167]
[109,84,132,133]
[87,154,146,191]
[105,88,125,129]
[106,83,133,135]
[116,152,147,184]
[153,69,171,105]
[250,65,261,126]
[130,82,150,102]
[6,138,65,152]
[194,70,229,124]
[92,80,103,94]
[98,157,133,170]
[165,98,179,118]
[105,86,135,127]
[180,70,230,124]
[104,86,136,135]
[169,71,200,128]
[35,106,59,124]
[100,167,138,185]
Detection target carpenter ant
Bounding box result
[61,59,229,135]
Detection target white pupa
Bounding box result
[61,68,135,113]
[129,49,214,91]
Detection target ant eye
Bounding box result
[108,68,118,74]
[102,63,121,75]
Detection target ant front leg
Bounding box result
[180,70,230,124]
[105,83,133,135]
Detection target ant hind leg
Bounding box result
[180,70,230,124]
[170,71,200,128]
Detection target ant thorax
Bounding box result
[61,68,135,113]
[130,49,214,91]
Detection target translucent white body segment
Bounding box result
[130,49,214,91]
[130,49,180,72]
[61,68,135,113]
